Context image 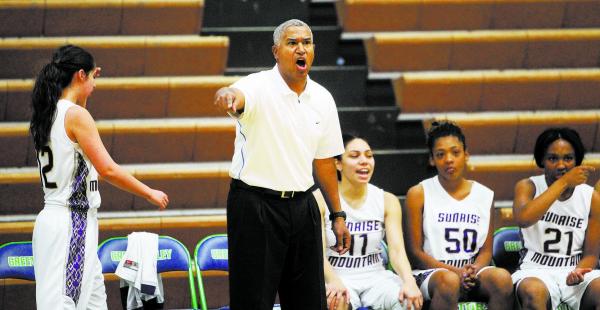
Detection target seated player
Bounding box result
[315,134,422,310]
[512,127,600,310]
[403,121,514,310]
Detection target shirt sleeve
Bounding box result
[230,73,260,121]
[315,92,344,159]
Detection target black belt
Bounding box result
[231,179,314,199]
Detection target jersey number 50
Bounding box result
[445,228,477,253]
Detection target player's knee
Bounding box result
[583,278,600,306]
[485,268,513,296]
[517,278,548,304]
[431,270,461,299]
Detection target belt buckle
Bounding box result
[280,191,295,199]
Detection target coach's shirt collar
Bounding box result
[271,65,314,98]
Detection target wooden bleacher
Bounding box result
[0,35,229,79]
[364,29,600,72]
[0,118,235,167]
[1,76,241,121]
[468,154,600,202]
[393,69,600,113]
[3,0,600,307]
[337,0,600,32]
[0,1,234,306]
[0,161,231,214]
[0,0,204,37]
[399,110,600,154]
[337,0,600,250]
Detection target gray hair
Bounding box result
[273,19,313,45]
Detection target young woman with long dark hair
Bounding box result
[30,45,168,309]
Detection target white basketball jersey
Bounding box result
[519,175,592,269]
[36,99,101,209]
[420,176,493,268]
[325,184,386,274]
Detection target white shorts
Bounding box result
[413,266,494,300]
[513,268,600,310]
[339,269,405,310]
[33,206,107,310]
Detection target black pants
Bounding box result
[227,179,326,310]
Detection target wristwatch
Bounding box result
[329,211,347,222]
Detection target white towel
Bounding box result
[115,232,164,309]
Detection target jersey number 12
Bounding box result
[37,146,57,189]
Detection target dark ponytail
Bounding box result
[30,45,95,151]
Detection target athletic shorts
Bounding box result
[513,268,600,309]
[413,266,493,301]
[339,269,404,310]
[33,206,107,310]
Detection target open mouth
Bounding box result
[296,58,307,70]
[356,168,370,176]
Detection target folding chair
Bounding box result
[97,235,197,309]
[457,302,487,310]
[0,241,35,281]
[194,234,228,310]
[194,234,284,310]
[492,227,522,273]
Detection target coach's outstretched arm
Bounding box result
[214,87,245,115]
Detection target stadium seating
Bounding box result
[492,227,522,273]
[467,154,600,201]
[1,76,241,121]
[0,241,34,282]
[336,0,600,32]
[194,234,228,310]
[0,0,226,308]
[399,110,600,154]
[0,162,231,215]
[97,235,197,309]
[0,35,229,79]
[393,69,600,113]
[0,118,235,167]
[365,29,600,72]
[0,211,226,235]
[3,0,600,307]
[0,0,205,37]
[194,234,284,310]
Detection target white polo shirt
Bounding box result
[229,65,344,191]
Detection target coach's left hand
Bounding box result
[331,218,351,255]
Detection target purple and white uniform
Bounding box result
[512,174,600,310]
[413,176,493,300]
[325,184,406,310]
[33,99,106,310]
